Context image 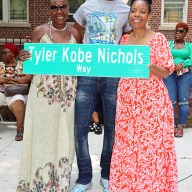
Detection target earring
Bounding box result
[48,17,52,24]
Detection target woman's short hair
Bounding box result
[176,22,189,33]
[3,43,19,56]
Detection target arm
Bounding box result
[31,24,48,43]
[150,33,174,78]
[5,75,32,84]
[181,42,192,68]
[148,64,170,78]
[19,24,47,61]
[73,22,84,35]
[71,25,83,43]
[0,77,7,85]
[72,22,85,39]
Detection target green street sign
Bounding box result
[23,43,150,78]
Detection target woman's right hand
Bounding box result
[19,50,32,61]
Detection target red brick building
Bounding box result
[0,0,192,124]
[0,0,191,42]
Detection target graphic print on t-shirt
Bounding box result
[87,11,117,44]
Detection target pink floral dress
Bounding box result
[109,33,178,192]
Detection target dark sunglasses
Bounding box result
[49,4,68,12]
[174,29,185,34]
[1,51,11,55]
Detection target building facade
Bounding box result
[0,0,191,43]
[0,0,192,124]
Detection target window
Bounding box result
[0,0,2,20]
[0,0,28,23]
[162,0,187,25]
[68,0,85,22]
[10,0,27,21]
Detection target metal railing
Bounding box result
[0,37,27,51]
[10,9,27,21]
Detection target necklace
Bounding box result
[48,21,68,41]
[99,0,116,22]
[51,24,67,31]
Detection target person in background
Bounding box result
[163,22,192,138]
[16,0,81,191]
[71,0,132,191]
[0,43,32,141]
[109,0,178,191]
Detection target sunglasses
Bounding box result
[174,29,185,34]
[49,4,68,12]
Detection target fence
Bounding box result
[0,37,29,51]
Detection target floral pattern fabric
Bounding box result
[0,61,23,78]
[109,33,178,192]
[17,157,71,192]
[16,33,77,192]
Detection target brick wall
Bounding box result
[0,0,50,39]
[0,0,192,126]
[0,0,192,41]
[149,0,192,42]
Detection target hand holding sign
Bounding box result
[23,43,150,78]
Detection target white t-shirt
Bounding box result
[73,0,131,44]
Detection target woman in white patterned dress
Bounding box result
[16,0,81,191]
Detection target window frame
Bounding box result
[161,0,188,27]
[0,0,30,27]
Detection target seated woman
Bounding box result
[0,43,32,141]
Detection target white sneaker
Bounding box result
[71,182,93,192]
[100,178,109,192]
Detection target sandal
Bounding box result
[174,126,177,135]
[174,125,184,138]
[15,130,24,141]
[94,122,102,135]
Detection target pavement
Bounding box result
[0,123,192,192]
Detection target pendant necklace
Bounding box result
[99,0,116,22]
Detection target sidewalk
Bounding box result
[0,124,192,192]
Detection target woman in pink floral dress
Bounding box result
[109,0,178,191]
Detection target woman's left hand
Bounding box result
[19,50,31,61]
[147,63,170,78]
[175,64,183,73]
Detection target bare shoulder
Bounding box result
[31,23,49,42]
[70,27,82,43]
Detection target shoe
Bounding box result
[71,182,93,192]
[89,122,95,132]
[15,129,24,141]
[100,178,109,192]
[94,122,102,135]
[174,124,184,138]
